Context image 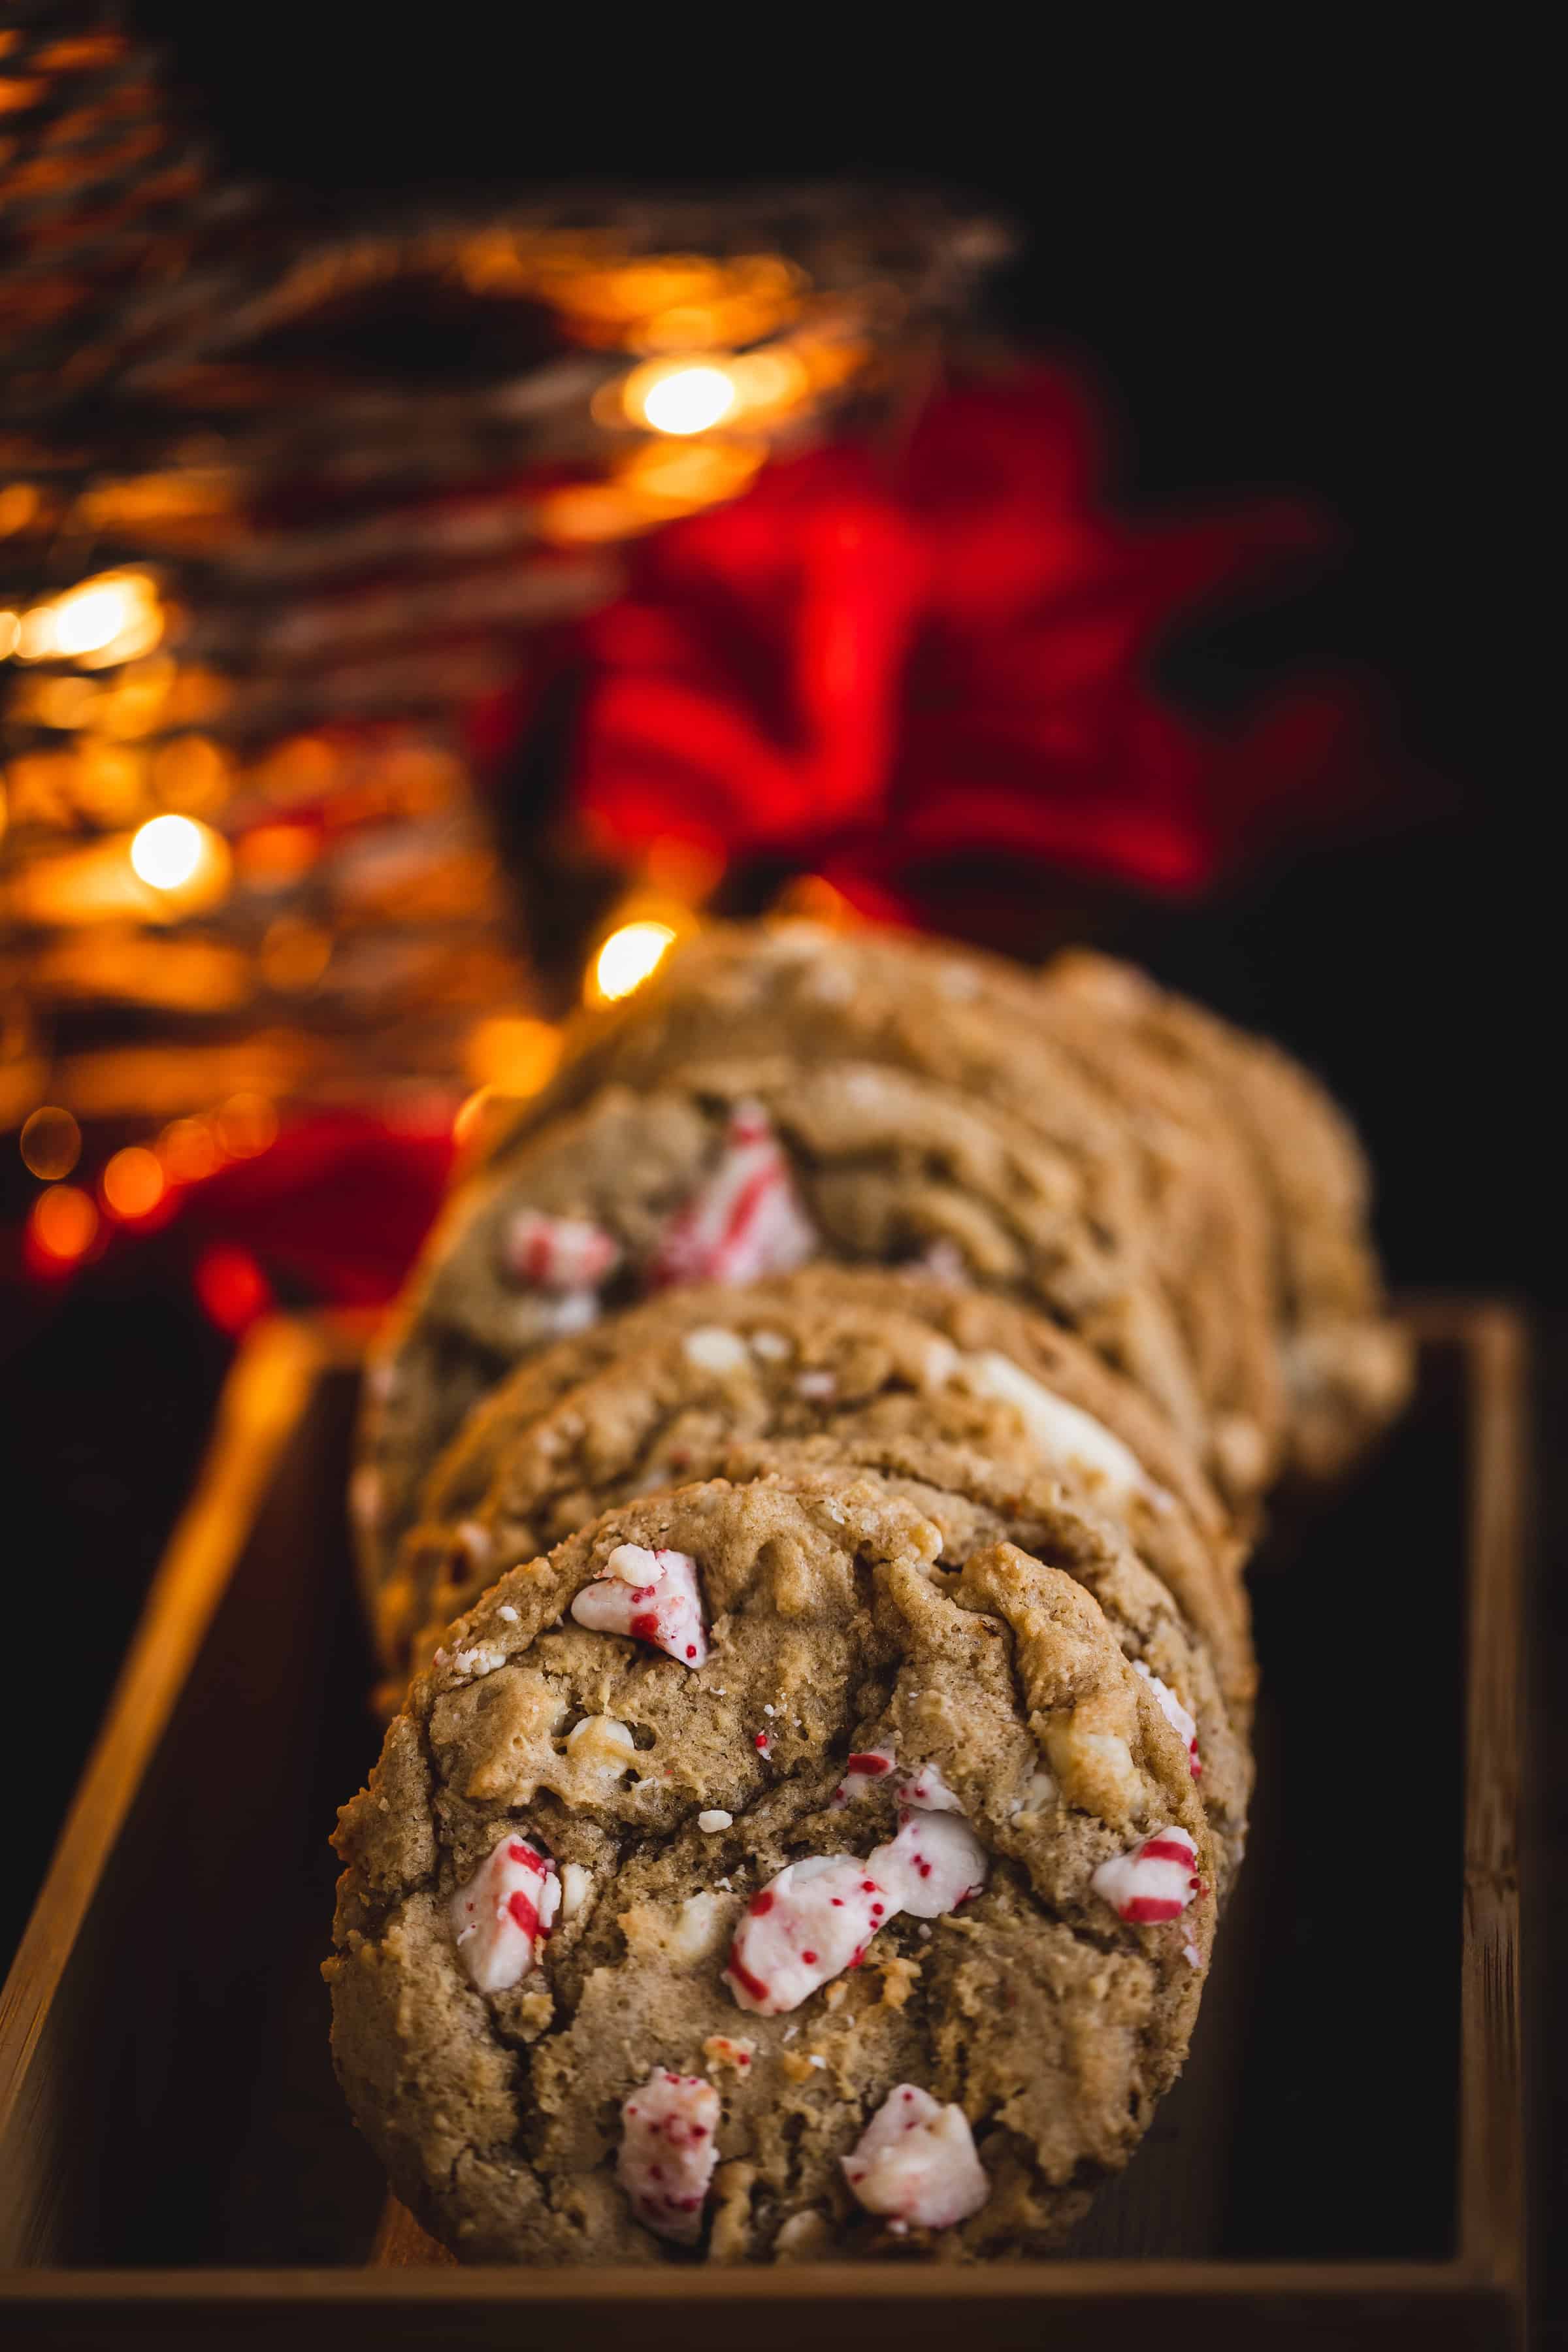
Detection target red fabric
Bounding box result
[533,365,1375,917]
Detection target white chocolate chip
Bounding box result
[681,1325,753,1375]
[698,1810,734,1833]
[749,1330,791,1361]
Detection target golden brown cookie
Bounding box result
[356,1058,1211,1614]
[387,1269,1252,1750]
[1043,950,1413,1481]
[328,1469,1217,2263]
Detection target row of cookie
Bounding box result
[329,921,1399,2262]
[351,922,1409,1682]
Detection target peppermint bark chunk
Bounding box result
[618,2070,720,2244]
[842,2085,989,2229]
[449,1832,561,1993]
[503,1209,622,1290]
[1091,1824,1203,1924]
[648,1102,817,1287]
[570,1543,710,1666]
[725,1856,893,2016]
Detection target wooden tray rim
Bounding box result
[0,1298,1528,2317]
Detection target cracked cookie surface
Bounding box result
[387,1270,1253,1759]
[356,1056,1209,1626]
[328,1473,1215,2264]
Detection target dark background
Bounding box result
[3,22,1553,2312]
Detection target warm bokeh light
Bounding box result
[127,815,233,915]
[590,919,678,1004]
[194,1243,273,1335]
[101,1145,166,1220]
[157,1115,222,1184]
[16,572,163,668]
[214,1091,278,1158]
[29,1183,99,1262]
[0,611,19,660]
[20,1104,81,1181]
[465,1015,563,1096]
[131,813,205,889]
[453,1086,494,1150]
[627,360,739,436]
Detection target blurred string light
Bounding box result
[101,1144,165,1220]
[28,1183,99,1265]
[589,919,678,1004]
[20,1105,82,1180]
[10,572,163,670]
[630,361,739,436]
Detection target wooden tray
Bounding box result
[0,1301,1529,2347]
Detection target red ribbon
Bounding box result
[543,364,1379,926]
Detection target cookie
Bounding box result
[357,1058,1212,1614]
[1043,950,1413,1480]
[491,919,1285,1496]
[327,1469,1217,2263]
[387,1269,1253,1749]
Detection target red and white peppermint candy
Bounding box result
[1091,1824,1204,1925]
[725,1855,893,2016]
[647,1102,817,1289]
[869,1808,988,1920]
[842,2084,989,2230]
[502,1209,621,1292]
[896,1759,964,1814]
[617,2068,720,2244]
[570,1543,709,1667]
[831,1744,896,1806]
[449,1831,561,1994]
[1134,1660,1201,1779]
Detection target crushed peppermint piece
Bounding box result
[763,1704,776,1716]
[570,1543,709,1667]
[559,1861,593,1922]
[832,1744,896,1806]
[682,1325,753,1375]
[1091,1825,1203,1924]
[841,2084,989,2229]
[647,1102,817,1288]
[754,1732,772,1755]
[1181,1934,1202,1970]
[503,1209,621,1292]
[868,1809,988,1919]
[750,1330,791,1360]
[448,1832,560,1993]
[808,2053,827,2070]
[698,1810,734,1833]
[1134,1660,1202,1778]
[617,2068,719,2244]
[725,1855,891,2016]
[897,1761,963,1814]
[497,1603,519,1624]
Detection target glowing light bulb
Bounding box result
[20,1105,81,1181]
[46,571,163,666]
[130,813,220,892]
[632,363,738,436]
[101,1145,166,1220]
[30,1184,99,1263]
[214,1092,278,1158]
[591,921,678,1004]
